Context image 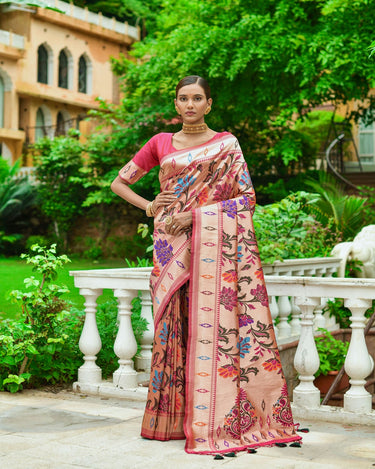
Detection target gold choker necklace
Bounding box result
[182,123,208,134]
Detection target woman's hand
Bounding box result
[165,211,193,236]
[153,190,175,213]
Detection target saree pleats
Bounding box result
[141,283,189,441]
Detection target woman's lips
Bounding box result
[185,112,196,116]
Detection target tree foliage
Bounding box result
[92,0,375,181]
[305,173,367,240]
[32,135,86,248]
[0,160,37,253]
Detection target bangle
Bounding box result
[146,200,155,217]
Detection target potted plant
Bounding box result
[314,328,350,394]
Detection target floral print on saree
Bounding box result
[123,133,302,453]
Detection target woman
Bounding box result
[111,75,302,455]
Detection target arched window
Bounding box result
[0,76,4,128]
[78,53,92,94]
[35,107,46,141]
[56,111,65,136]
[78,55,87,93]
[359,116,375,164]
[37,44,49,84]
[58,50,68,89]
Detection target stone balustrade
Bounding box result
[70,262,375,421]
[44,1,140,40]
[0,29,25,49]
[265,257,342,343]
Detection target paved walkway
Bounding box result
[0,389,375,469]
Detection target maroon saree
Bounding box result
[119,132,301,454]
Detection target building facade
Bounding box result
[0,1,139,165]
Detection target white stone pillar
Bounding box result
[113,289,138,389]
[343,298,374,413]
[135,289,154,373]
[77,288,103,384]
[293,296,320,408]
[290,298,301,336]
[277,296,292,338]
[313,299,327,330]
[269,295,279,338]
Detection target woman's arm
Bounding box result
[111,175,176,216]
[111,175,150,211]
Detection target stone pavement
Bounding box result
[0,389,375,469]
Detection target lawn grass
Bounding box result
[0,257,128,320]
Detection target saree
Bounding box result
[119,132,301,454]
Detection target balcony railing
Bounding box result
[26,118,80,144]
[34,1,139,41]
[0,29,25,49]
[70,260,375,421]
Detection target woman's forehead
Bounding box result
[177,83,205,96]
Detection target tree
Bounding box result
[93,0,375,183]
[32,135,86,249]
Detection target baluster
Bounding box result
[277,296,292,338]
[113,289,138,389]
[313,298,327,330]
[290,297,301,336]
[77,288,102,384]
[135,289,154,373]
[343,298,374,413]
[293,296,320,408]
[269,295,279,338]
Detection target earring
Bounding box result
[175,107,180,115]
[205,106,211,115]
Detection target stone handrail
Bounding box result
[264,257,342,343]
[41,1,139,40]
[70,264,375,420]
[0,29,25,49]
[262,257,341,276]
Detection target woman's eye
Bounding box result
[195,97,202,101]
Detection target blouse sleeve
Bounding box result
[118,135,160,184]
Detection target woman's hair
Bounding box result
[175,75,211,100]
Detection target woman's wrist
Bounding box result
[146,200,156,217]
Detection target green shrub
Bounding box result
[315,328,349,377]
[1,244,148,392]
[253,191,339,263]
[323,298,374,329]
[25,235,51,252]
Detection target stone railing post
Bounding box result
[77,288,102,384]
[290,298,301,336]
[135,289,154,373]
[112,289,138,389]
[343,298,374,413]
[313,298,327,330]
[269,295,279,337]
[293,296,320,408]
[277,296,292,338]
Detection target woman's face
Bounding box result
[175,83,212,125]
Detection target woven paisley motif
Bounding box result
[223,389,257,438]
[272,393,294,427]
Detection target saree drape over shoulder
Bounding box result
[118,132,301,454]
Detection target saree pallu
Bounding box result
[125,133,301,454]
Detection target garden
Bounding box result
[1,0,375,394]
